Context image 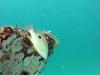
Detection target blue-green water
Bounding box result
[0,0,100,75]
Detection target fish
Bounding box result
[28,29,48,59]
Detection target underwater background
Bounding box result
[0,0,99,75]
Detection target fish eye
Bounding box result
[38,35,41,39]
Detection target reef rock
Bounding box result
[0,25,58,75]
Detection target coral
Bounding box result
[0,26,58,75]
